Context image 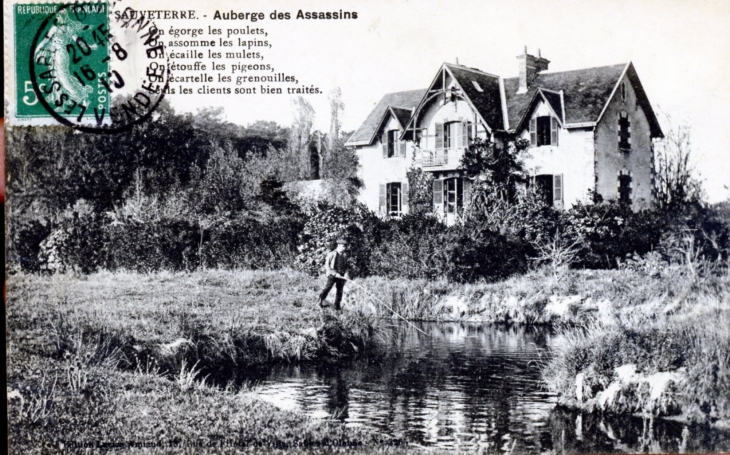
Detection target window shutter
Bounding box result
[553,174,563,207]
[529,118,537,146]
[435,122,444,150]
[463,178,471,208]
[401,181,409,214]
[461,120,468,148]
[382,132,388,158]
[379,184,386,213]
[551,117,559,146]
[399,140,406,157]
[433,179,443,206]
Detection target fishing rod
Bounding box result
[342,277,430,337]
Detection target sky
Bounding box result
[160,0,730,202]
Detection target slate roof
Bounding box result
[348,61,662,145]
[390,107,413,129]
[345,89,426,145]
[444,64,504,131]
[504,64,626,127]
[541,90,564,123]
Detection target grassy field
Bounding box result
[6,269,394,453]
[8,263,730,452]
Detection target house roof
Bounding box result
[390,107,413,129]
[541,90,564,123]
[348,61,663,145]
[504,64,626,127]
[443,63,504,131]
[345,89,426,145]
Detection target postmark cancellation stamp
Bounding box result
[6,1,170,132]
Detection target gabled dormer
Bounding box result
[375,106,413,158]
[515,88,565,148]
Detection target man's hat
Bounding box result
[336,238,348,245]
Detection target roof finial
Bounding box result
[538,48,542,58]
[456,57,459,65]
[524,45,528,54]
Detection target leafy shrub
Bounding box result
[444,221,529,283]
[9,219,52,272]
[658,203,730,264]
[294,204,384,277]
[369,213,450,279]
[100,219,200,272]
[42,213,303,273]
[369,213,529,283]
[202,216,304,269]
[564,200,664,269]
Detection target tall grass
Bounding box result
[7,269,396,453]
[542,258,730,424]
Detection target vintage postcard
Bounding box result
[5,0,730,453]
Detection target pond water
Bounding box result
[244,323,730,453]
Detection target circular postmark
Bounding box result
[29,2,170,133]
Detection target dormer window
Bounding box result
[530,116,559,147]
[382,129,406,158]
[618,111,631,151]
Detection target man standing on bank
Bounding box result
[318,239,350,310]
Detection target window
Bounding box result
[387,182,401,215]
[620,82,627,102]
[618,170,632,204]
[530,116,559,147]
[433,177,464,213]
[530,174,564,208]
[444,122,457,150]
[618,111,631,150]
[379,182,409,216]
[435,121,471,151]
[382,130,405,158]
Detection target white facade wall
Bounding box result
[518,101,596,208]
[356,116,415,213]
[417,97,486,153]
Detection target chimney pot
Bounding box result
[517,48,550,94]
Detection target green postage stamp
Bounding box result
[7,1,168,131]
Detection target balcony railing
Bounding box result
[416,155,448,167]
[414,148,464,168]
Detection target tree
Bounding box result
[406,158,434,215]
[288,97,317,180]
[328,87,345,151]
[653,118,704,212]
[460,135,531,224]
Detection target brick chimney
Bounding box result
[516,47,550,94]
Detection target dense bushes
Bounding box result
[8,219,52,272]
[294,204,384,277]
[563,200,665,269]
[11,194,729,283]
[22,214,303,273]
[368,214,529,283]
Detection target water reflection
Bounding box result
[248,323,730,453]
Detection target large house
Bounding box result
[345,49,663,222]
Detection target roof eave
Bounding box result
[345,140,371,147]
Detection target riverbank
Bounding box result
[8,264,730,450]
[539,263,730,427]
[6,269,395,452]
[352,262,728,427]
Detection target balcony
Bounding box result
[414,148,465,169]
